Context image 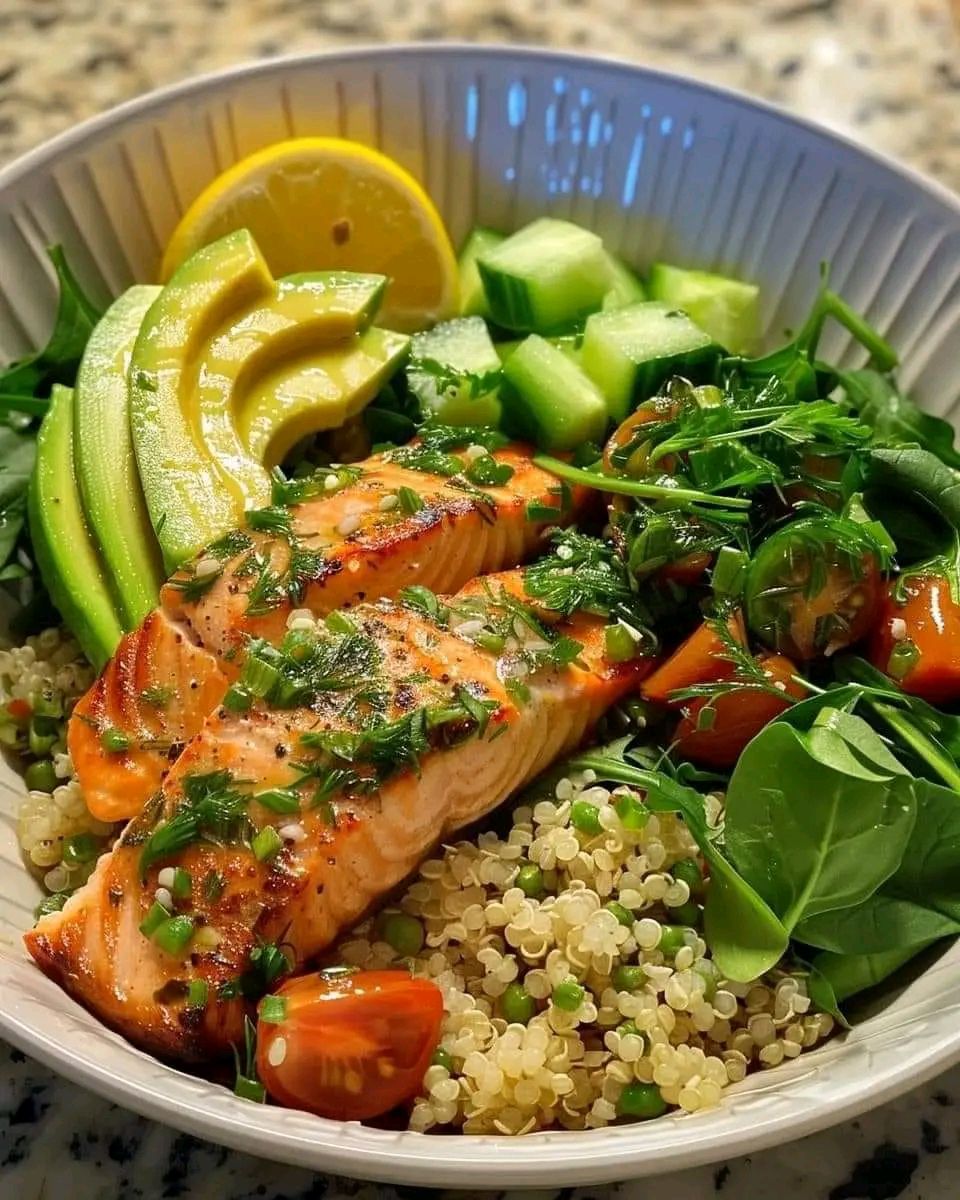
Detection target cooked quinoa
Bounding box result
[1,628,111,891]
[337,768,834,1134]
[5,628,834,1133]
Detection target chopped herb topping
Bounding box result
[246,505,293,535]
[271,463,363,506]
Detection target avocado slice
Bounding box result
[29,385,124,669]
[75,285,165,628]
[240,326,410,466]
[196,271,387,509]
[130,230,388,570]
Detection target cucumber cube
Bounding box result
[581,301,721,421]
[602,253,647,311]
[502,334,608,452]
[477,218,612,333]
[407,316,502,427]
[648,263,759,354]
[458,228,504,319]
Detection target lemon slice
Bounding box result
[160,137,457,332]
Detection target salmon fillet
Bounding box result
[28,570,649,1062]
[70,441,586,822]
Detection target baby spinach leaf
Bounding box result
[0,246,102,403]
[838,367,960,470]
[883,778,960,922]
[724,712,916,931]
[807,943,937,1013]
[797,893,960,955]
[846,445,960,563]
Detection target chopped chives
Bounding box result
[186,979,208,1008]
[259,994,288,1025]
[252,826,283,862]
[171,867,193,900]
[139,901,171,938]
[255,788,301,815]
[223,684,253,714]
[153,916,195,956]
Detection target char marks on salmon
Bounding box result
[70,441,587,822]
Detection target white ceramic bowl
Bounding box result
[2,44,960,1189]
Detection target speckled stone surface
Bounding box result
[3,2,960,1197]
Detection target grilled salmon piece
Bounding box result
[28,571,649,1062]
[70,442,584,823]
[70,611,230,822]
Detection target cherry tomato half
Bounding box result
[743,516,882,661]
[642,611,747,706]
[870,574,960,705]
[674,654,806,767]
[256,969,443,1121]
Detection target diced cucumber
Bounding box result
[501,335,608,451]
[581,301,721,421]
[602,253,647,311]
[496,335,579,366]
[495,339,522,364]
[477,218,612,334]
[458,228,504,318]
[648,263,759,354]
[407,316,502,427]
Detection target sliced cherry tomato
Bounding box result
[603,395,681,475]
[642,611,747,705]
[659,551,713,586]
[674,654,806,767]
[5,698,31,723]
[870,574,960,704]
[743,516,882,660]
[256,968,443,1121]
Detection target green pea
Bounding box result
[617,1020,641,1039]
[671,858,704,897]
[612,792,647,831]
[62,833,100,867]
[612,964,644,992]
[693,958,720,1001]
[604,901,633,928]
[671,901,701,928]
[516,863,545,898]
[617,1081,668,1120]
[657,925,689,956]
[24,759,57,793]
[501,982,536,1025]
[431,1047,453,1073]
[28,718,57,757]
[379,912,424,957]
[552,980,585,1012]
[570,800,602,836]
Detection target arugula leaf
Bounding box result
[838,367,960,469]
[723,710,916,931]
[830,657,960,791]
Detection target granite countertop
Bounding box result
[3,2,960,1198]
